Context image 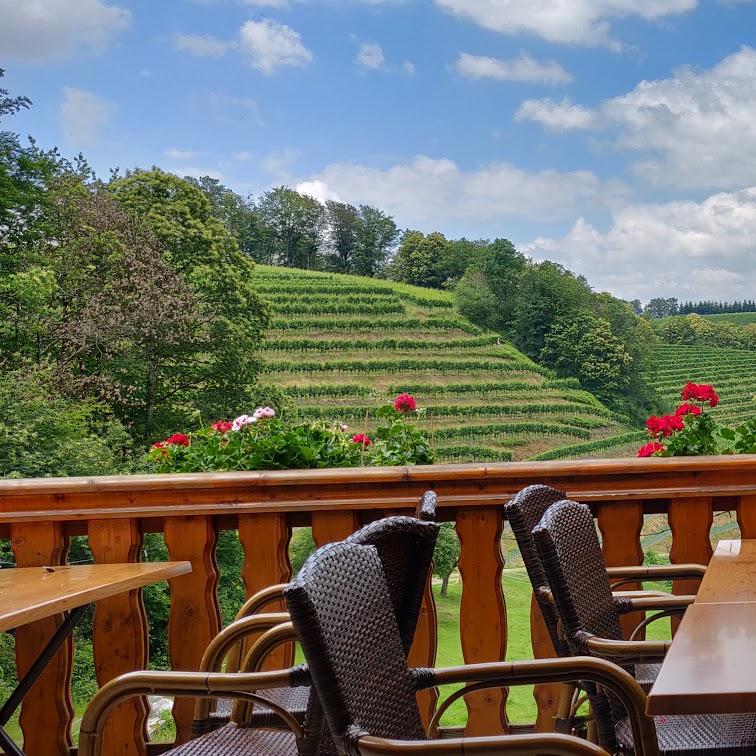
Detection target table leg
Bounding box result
[0,604,89,755]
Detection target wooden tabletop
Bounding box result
[695,539,756,604]
[647,602,756,715]
[647,539,756,715]
[0,562,191,632]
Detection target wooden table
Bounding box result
[0,562,190,755]
[647,539,756,716]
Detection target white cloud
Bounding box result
[515,97,597,130]
[59,87,116,148]
[299,155,608,224]
[356,42,385,70]
[436,0,696,48]
[602,46,756,187]
[403,61,416,75]
[0,0,130,60]
[232,151,253,160]
[456,52,573,84]
[524,187,756,300]
[239,19,313,73]
[172,33,234,57]
[295,180,341,203]
[165,148,197,159]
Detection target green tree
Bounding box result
[644,297,678,319]
[352,205,399,277]
[106,169,269,437]
[257,186,324,269]
[433,522,460,596]
[389,230,449,288]
[325,200,360,272]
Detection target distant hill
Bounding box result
[701,312,756,325]
[252,266,637,462]
[649,344,756,425]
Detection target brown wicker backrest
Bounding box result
[504,485,567,657]
[532,499,626,747]
[285,542,427,755]
[346,515,438,656]
[414,490,437,522]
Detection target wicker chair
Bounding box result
[504,486,704,702]
[532,498,756,755]
[284,539,659,756]
[79,506,438,756]
[207,491,439,732]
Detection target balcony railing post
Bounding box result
[598,501,644,639]
[737,494,756,538]
[88,518,149,755]
[668,496,713,633]
[530,598,560,731]
[10,522,73,756]
[457,507,507,736]
[164,516,221,745]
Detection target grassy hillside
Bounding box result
[252,266,636,462]
[650,344,756,424]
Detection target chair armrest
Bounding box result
[616,594,695,613]
[198,612,290,673]
[234,583,290,621]
[409,657,658,756]
[579,633,671,662]
[606,564,706,584]
[356,733,610,755]
[79,668,301,756]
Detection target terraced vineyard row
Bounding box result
[251,265,635,462]
[650,344,756,425]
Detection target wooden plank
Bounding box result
[10,521,73,756]
[457,508,508,736]
[737,494,756,539]
[0,563,191,632]
[238,512,293,671]
[311,510,359,547]
[408,572,438,730]
[598,501,644,640]
[695,539,756,604]
[88,519,149,756]
[647,602,756,715]
[164,516,220,745]
[668,497,713,633]
[530,598,560,732]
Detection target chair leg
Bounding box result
[554,682,576,734]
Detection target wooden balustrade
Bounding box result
[2,455,756,754]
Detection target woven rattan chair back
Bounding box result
[346,515,437,655]
[532,499,627,748]
[414,490,437,522]
[504,484,568,657]
[286,542,427,755]
[302,514,438,755]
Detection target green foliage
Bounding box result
[656,313,755,350]
[145,403,434,472]
[289,528,316,575]
[389,230,450,288]
[0,364,130,478]
[433,523,460,596]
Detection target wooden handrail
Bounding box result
[3,455,756,754]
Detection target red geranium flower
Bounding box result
[674,403,702,417]
[351,433,372,447]
[681,382,719,407]
[393,393,417,413]
[152,441,167,449]
[645,414,683,438]
[638,441,665,457]
[164,433,190,447]
[211,420,233,433]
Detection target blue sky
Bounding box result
[4,0,756,301]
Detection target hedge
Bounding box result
[269,316,482,333]
[529,431,646,461]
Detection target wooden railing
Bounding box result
[3,455,756,755]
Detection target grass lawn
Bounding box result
[434,568,672,727]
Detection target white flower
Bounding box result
[254,406,276,419]
[339,423,349,431]
[231,414,256,431]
